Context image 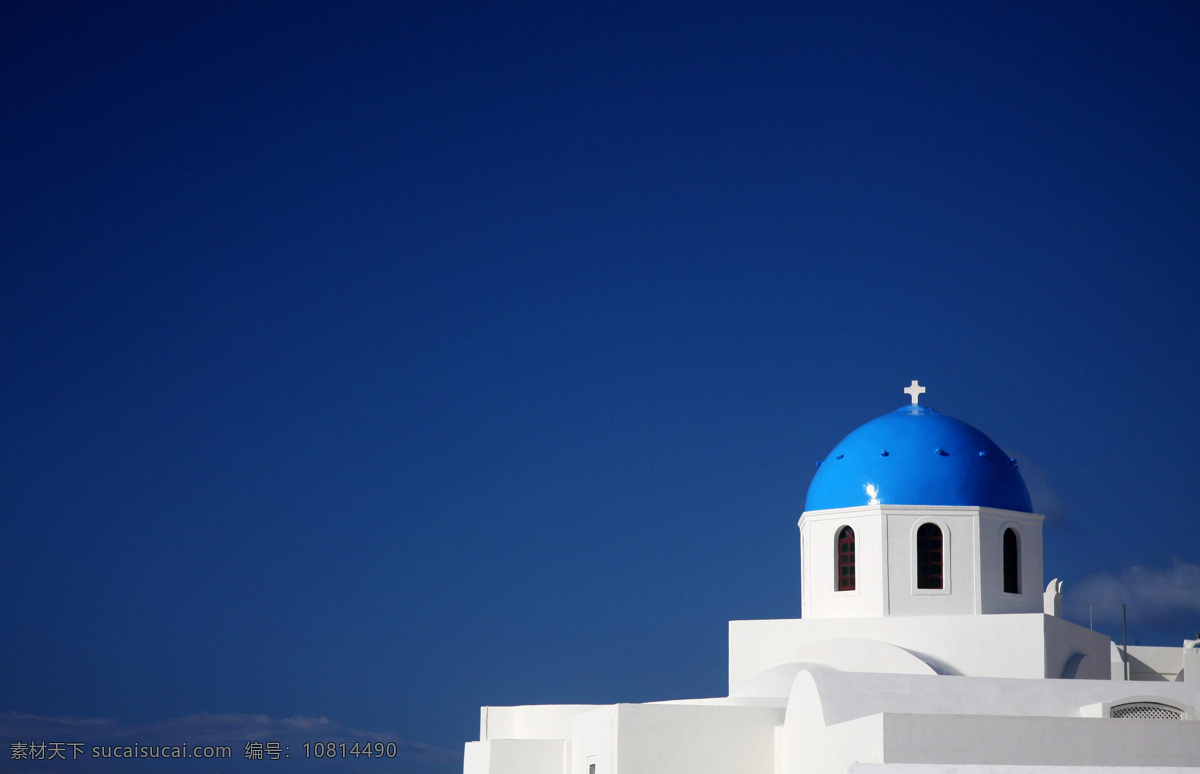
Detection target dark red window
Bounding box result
[916,523,943,589]
[1003,528,1019,594]
[837,526,855,591]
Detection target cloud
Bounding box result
[0,712,461,774]
[1004,451,1070,531]
[1065,558,1200,634]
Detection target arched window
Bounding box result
[1003,528,1019,594]
[837,526,855,591]
[916,523,943,589]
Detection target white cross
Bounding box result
[904,380,926,405]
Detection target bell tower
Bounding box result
[798,382,1044,619]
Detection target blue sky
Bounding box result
[2,1,1198,771]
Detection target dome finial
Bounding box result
[904,380,926,405]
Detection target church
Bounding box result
[464,383,1200,774]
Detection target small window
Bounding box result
[1003,528,1019,594]
[916,523,943,589]
[837,526,855,591]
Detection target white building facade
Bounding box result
[464,384,1200,774]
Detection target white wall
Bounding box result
[976,510,1044,614]
[482,705,602,741]
[879,712,1200,768]
[730,614,1079,692]
[781,666,1200,774]
[798,505,1045,620]
[730,638,936,700]
[614,703,779,774]
[464,740,566,774]
[883,508,974,616]
[568,706,617,774]
[800,507,887,618]
[1126,645,1190,682]
[790,712,884,774]
[785,664,1200,727]
[464,741,488,774]
[780,669,882,774]
[1042,614,1112,679]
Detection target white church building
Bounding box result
[464,383,1200,774]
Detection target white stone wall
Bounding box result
[464,740,566,774]
[569,706,616,774]
[883,508,973,616]
[613,704,779,774]
[799,507,887,618]
[976,510,1044,615]
[481,705,602,741]
[1041,614,1112,679]
[729,613,1110,691]
[798,505,1045,620]
[878,713,1200,768]
[781,667,1200,774]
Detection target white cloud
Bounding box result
[1066,558,1200,632]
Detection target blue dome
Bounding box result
[805,404,1033,513]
